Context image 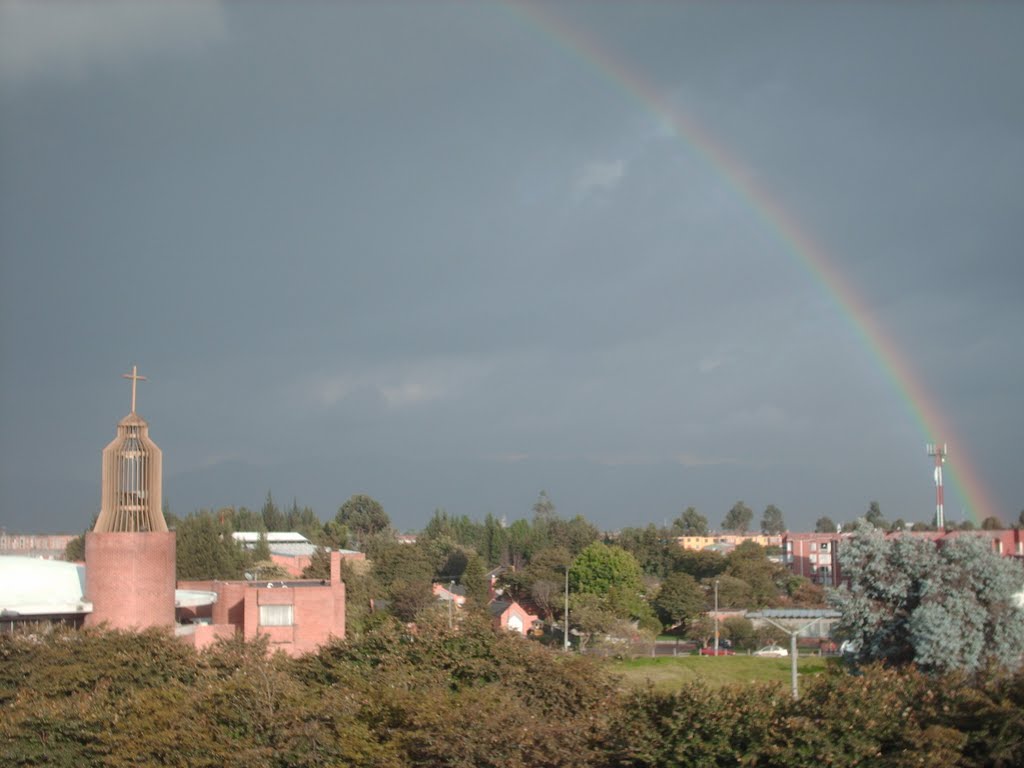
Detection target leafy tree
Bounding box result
[570,542,643,598]
[672,548,727,581]
[548,515,600,555]
[481,513,507,568]
[615,524,673,577]
[532,489,556,521]
[721,616,756,650]
[865,500,888,531]
[174,512,248,580]
[760,504,786,535]
[63,533,85,562]
[705,574,752,609]
[814,516,837,533]
[652,572,704,630]
[301,546,332,579]
[722,501,753,533]
[673,506,709,536]
[285,499,321,540]
[251,530,271,562]
[461,553,489,607]
[981,516,1002,530]
[829,525,1024,674]
[336,494,390,546]
[725,541,782,608]
[505,518,533,570]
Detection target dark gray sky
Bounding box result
[2,1,1022,534]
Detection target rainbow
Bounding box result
[506,1,1000,525]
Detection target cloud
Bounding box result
[722,404,788,430]
[697,355,731,374]
[674,452,738,468]
[0,0,226,85]
[307,358,492,410]
[572,159,627,200]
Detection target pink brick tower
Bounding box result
[85,366,176,629]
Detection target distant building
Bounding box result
[232,531,364,577]
[0,531,77,560]
[489,599,540,636]
[676,533,782,552]
[782,527,1024,587]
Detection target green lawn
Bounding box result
[608,654,836,692]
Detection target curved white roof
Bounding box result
[0,556,92,615]
[0,555,218,617]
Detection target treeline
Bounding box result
[63,492,826,643]
[2,620,1022,768]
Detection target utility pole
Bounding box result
[563,566,570,652]
[926,443,948,529]
[713,579,720,654]
[448,580,455,629]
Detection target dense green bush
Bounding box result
[2,622,1022,767]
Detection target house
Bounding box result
[489,599,539,636]
[432,582,467,607]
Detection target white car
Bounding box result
[753,644,789,657]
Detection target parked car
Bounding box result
[753,644,789,657]
[699,647,735,656]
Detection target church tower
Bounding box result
[85,366,176,629]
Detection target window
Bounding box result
[810,542,818,551]
[259,605,294,627]
[820,542,829,552]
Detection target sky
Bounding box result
[1,1,1022,535]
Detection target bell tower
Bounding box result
[85,366,176,629]
[94,366,166,533]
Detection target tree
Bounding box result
[672,548,727,581]
[63,534,85,562]
[336,494,390,546]
[461,553,489,607]
[652,572,704,630]
[760,504,785,535]
[814,516,837,533]
[301,546,332,579]
[981,516,1002,530]
[829,525,1024,674]
[723,501,753,533]
[570,542,643,598]
[725,541,781,608]
[674,507,709,536]
[532,490,556,521]
[260,490,286,531]
[174,512,248,580]
[864,500,888,531]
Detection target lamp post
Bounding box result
[448,580,455,629]
[563,565,570,652]
[713,579,720,654]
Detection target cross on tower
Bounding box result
[122,365,147,413]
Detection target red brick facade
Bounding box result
[178,550,347,656]
[84,531,176,629]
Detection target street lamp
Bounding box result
[448,580,455,629]
[563,564,570,652]
[713,579,720,654]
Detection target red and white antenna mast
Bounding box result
[926,443,947,529]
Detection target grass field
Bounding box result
[607,655,836,692]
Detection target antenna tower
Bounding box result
[925,443,947,529]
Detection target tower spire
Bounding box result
[122,365,146,413]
